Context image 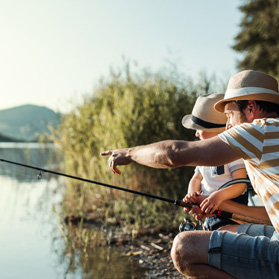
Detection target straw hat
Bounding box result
[182,93,227,132]
[215,70,279,112]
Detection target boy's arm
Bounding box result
[183,172,203,204]
[188,172,203,193]
[200,168,247,214]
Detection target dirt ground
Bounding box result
[120,230,185,279]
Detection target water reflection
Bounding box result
[0,143,147,279]
[0,142,60,182]
[60,245,147,279]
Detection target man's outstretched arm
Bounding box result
[101,136,240,174]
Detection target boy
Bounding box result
[182,94,247,230]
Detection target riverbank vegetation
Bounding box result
[55,63,226,234]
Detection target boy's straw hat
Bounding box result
[182,93,227,132]
[215,70,279,112]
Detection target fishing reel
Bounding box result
[179,217,204,232]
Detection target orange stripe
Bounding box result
[268,207,276,219]
[265,132,279,139]
[263,145,279,154]
[235,136,262,159]
[260,181,279,205]
[226,143,250,160]
[241,123,264,142]
[274,224,279,233]
[259,159,279,169]
[264,120,279,128]
[267,201,279,220]
[227,127,263,158]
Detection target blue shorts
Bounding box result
[208,223,279,279]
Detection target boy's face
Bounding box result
[195,130,219,140]
[224,102,248,129]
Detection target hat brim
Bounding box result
[182,114,226,133]
[214,93,279,113]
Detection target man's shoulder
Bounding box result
[253,118,279,125]
[232,118,279,131]
[252,118,279,131]
[222,118,279,142]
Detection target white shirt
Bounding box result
[195,158,245,195]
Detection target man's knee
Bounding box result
[171,231,211,275]
[171,231,196,274]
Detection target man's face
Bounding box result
[224,102,249,129]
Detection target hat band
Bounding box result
[191,115,226,129]
[225,87,278,99]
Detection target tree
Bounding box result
[233,0,279,77]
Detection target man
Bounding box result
[101,70,279,278]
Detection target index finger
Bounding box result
[100,150,112,156]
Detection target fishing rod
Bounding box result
[0,157,187,207]
[0,158,270,225]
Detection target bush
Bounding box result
[56,64,222,232]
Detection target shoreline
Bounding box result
[119,230,184,278]
[65,215,186,278]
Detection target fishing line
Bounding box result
[0,158,268,225]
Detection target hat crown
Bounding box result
[191,94,227,124]
[214,70,279,112]
[228,70,278,91]
[182,93,227,131]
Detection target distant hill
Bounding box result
[0,133,19,142]
[0,104,61,141]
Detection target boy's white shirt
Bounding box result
[195,158,245,195]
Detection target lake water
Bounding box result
[0,143,147,279]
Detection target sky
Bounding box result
[0,0,243,113]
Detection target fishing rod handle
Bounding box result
[174,200,192,207]
[176,200,228,217]
[175,199,271,225]
[176,200,235,222]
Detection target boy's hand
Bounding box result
[183,191,201,204]
[200,192,221,214]
[187,205,212,221]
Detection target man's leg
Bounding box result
[171,231,235,279]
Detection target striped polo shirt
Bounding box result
[219,118,279,232]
